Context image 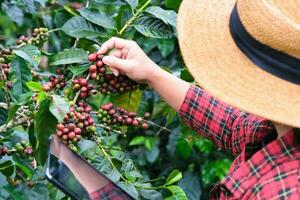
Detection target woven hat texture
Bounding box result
[177,0,300,128]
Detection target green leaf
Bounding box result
[120,158,134,172]
[37,91,47,104]
[138,184,162,200]
[15,162,32,179]
[157,39,175,58]
[34,99,57,165]
[166,170,182,186]
[117,182,139,200]
[165,0,182,11]
[62,16,107,39]
[1,3,24,25]
[152,100,176,126]
[107,168,121,182]
[28,124,36,150]
[134,16,175,38]
[92,0,125,5]
[114,89,142,112]
[13,45,41,68]
[146,6,177,28]
[92,156,112,172]
[165,185,188,200]
[68,63,90,76]
[49,95,70,122]
[145,145,159,163]
[124,170,143,180]
[180,69,194,82]
[20,0,44,13]
[178,172,201,200]
[194,138,215,153]
[78,8,116,30]
[129,136,145,146]
[10,57,32,97]
[26,81,43,92]
[144,138,154,150]
[0,91,7,126]
[176,137,192,160]
[50,48,89,66]
[124,0,138,9]
[7,104,20,122]
[0,157,15,177]
[77,139,97,153]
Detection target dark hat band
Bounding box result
[229,5,300,85]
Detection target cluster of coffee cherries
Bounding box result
[31,70,44,81]
[1,63,10,78]
[97,102,150,131]
[0,141,33,158]
[0,48,13,63]
[14,141,33,155]
[88,52,141,94]
[42,68,72,92]
[15,35,29,45]
[0,63,13,89]
[98,74,139,95]
[42,74,67,91]
[16,28,49,46]
[55,102,96,145]
[72,77,96,98]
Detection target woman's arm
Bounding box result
[50,136,109,193]
[98,37,275,156]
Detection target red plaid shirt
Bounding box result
[180,85,300,199]
[89,182,132,200]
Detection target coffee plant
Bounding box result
[0,0,233,199]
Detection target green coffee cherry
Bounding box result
[15,143,24,152]
[87,125,96,133]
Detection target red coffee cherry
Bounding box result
[57,123,64,131]
[88,53,97,62]
[42,84,50,91]
[89,65,97,73]
[141,123,149,129]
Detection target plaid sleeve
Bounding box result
[179,85,274,156]
[89,182,132,200]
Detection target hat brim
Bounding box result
[177,0,300,128]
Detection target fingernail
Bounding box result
[111,69,119,76]
[103,56,113,64]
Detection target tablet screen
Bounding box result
[46,136,133,200]
[47,153,90,200]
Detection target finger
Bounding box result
[109,49,122,58]
[107,50,123,76]
[109,67,120,76]
[98,37,131,55]
[102,56,133,73]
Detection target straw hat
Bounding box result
[177,0,300,128]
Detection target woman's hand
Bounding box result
[98,37,161,83]
[99,37,190,111]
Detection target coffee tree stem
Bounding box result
[138,118,172,133]
[92,135,128,182]
[118,0,152,35]
[0,117,31,133]
[95,123,122,134]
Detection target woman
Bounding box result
[92,0,300,199]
